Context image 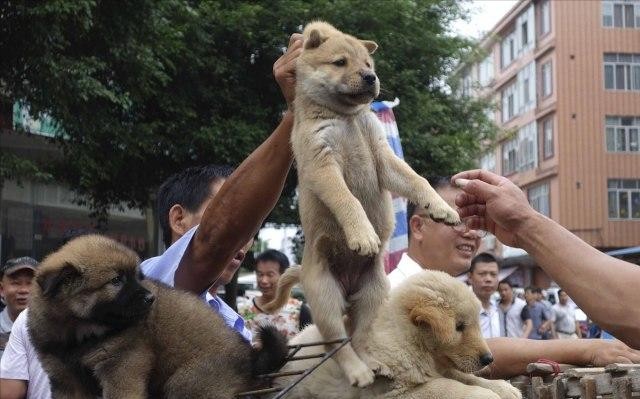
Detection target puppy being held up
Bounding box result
[263,21,460,387]
[274,270,522,399]
[28,235,288,399]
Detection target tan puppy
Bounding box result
[274,270,522,399]
[27,235,288,399]
[263,21,460,387]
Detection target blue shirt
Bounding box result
[141,226,252,342]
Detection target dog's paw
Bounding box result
[422,198,460,226]
[360,353,392,378]
[345,223,381,256]
[346,360,376,388]
[482,380,522,399]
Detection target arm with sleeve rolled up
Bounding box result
[174,36,302,295]
[453,170,640,349]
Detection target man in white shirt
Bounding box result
[385,175,640,378]
[0,309,50,399]
[468,253,501,339]
[497,280,530,338]
[553,289,581,339]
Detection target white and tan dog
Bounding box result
[263,21,460,387]
[273,271,522,399]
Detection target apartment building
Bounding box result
[458,0,640,285]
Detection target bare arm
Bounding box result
[175,36,302,294]
[521,319,532,339]
[481,338,640,379]
[0,379,27,399]
[453,170,640,349]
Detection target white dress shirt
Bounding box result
[387,253,425,289]
[479,301,501,339]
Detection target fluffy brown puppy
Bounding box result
[263,21,460,388]
[28,235,287,399]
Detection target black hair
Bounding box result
[1,256,38,278]
[255,249,290,274]
[469,252,499,273]
[525,286,542,294]
[498,279,512,288]
[406,176,453,238]
[558,289,565,296]
[157,165,234,248]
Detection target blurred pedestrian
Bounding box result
[554,289,581,339]
[468,253,500,338]
[497,280,530,338]
[238,249,311,341]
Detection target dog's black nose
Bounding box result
[479,353,494,366]
[362,73,376,85]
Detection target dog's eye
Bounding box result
[333,58,347,67]
[110,275,123,285]
[365,61,371,68]
[455,322,465,332]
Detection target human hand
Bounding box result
[273,33,303,108]
[451,170,538,247]
[588,339,640,366]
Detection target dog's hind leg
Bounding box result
[302,256,375,388]
[347,259,391,377]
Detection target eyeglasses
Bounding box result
[416,215,488,238]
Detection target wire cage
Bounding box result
[236,337,351,399]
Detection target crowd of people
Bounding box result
[1,32,640,399]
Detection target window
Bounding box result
[502,81,518,122]
[528,182,550,216]
[502,139,518,175]
[606,116,640,152]
[501,31,517,69]
[541,61,553,97]
[542,118,554,158]
[608,179,640,219]
[480,152,496,173]
[604,53,640,91]
[602,0,640,28]
[518,62,536,113]
[521,21,529,46]
[478,55,494,86]
[540,0,551,35]
[461,72,472,97]
[501,122,538,174]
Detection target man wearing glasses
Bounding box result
[388,176,486,288]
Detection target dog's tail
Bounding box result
[261,265,301,313]
[251,325,289,376]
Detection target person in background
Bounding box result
[0,258,38,357]
[537,288,557,339]
[521,287,553,340]
[554,289,582,339]
[390,175,640,378]
[238,249,311,341]
[467,253,501,339]
[497,280,530,338]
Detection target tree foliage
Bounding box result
[0,0,494,225]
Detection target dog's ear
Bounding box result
[305,29,327,50]
[37,263,80,297]
[360,40,378,55]
[408,299,455,344]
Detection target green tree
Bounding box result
[0,0,494,226]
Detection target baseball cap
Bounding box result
[1,257,39,278]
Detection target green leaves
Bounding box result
[0,0,494,226]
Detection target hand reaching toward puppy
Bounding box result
[274,33,303,108]
[452,170,537,247]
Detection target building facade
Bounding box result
[461,0,640,256]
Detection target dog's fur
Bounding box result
[263,21,460,387]
[27,235,288,399]
[273,270,522,399]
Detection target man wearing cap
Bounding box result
[0,258,38,350]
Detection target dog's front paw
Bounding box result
[345,360,376,388]
[422,198,460,226]
[345,223,381,256]
[482,380,522,399]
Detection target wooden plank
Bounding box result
[551,377,567,399]
[605,364,640,373]
[535,384,552,399]
[613,376,632,399]
[580,376,597,399]
[526,362,577,376]
[565,368,606,378]
[531,376,544,399]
